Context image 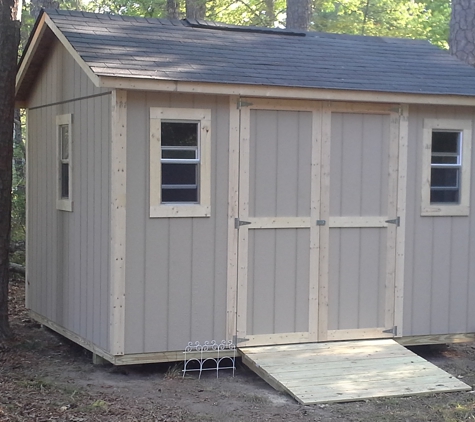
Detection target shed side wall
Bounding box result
[124,92,229,354]
[26,39,111,350]
[403,104,475,337]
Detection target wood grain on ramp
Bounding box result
[239,339,471,404]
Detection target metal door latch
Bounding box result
[316,220,326,226]
[235,218,252,229]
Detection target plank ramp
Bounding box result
[240,339,471,404]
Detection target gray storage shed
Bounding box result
[15,9,475,365]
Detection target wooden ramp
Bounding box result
[240,339,471,404]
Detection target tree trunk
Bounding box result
[286,0,311,30]
[0,0,20,342]
[449,0,475,66]
[186,0,205,20]
[30,0,59,19]
[263,0,275,28]
[167,0,179,19]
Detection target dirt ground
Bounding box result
[2,279,475,422]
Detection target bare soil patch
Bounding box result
[1,278,475,421]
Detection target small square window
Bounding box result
[56,114,73,212]
[150,108,211,218]
[421,119,472,216]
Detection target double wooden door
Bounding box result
[233,99,405,347]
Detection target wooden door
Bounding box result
[235,99,321,347]
[231,100,406,347]
[321,105,401,341]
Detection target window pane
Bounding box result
[162,149,197,159]
[432,131,459,154]
[431,155,458,164]
[162,122,198,147]
[60,125,69,160]
[431,189,459,204]
[61,163,69,198]
[162,163,197,185]
[162,188,198,203]
[431,168,459,188]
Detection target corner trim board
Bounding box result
[110,89,127,355]
[226,96,240,341]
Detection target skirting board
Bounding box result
[27,311,475,364]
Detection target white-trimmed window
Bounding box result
[150,108,211,217]
[56,114,73,212]
[421,119,472,216]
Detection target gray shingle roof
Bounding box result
[33,9,475,96]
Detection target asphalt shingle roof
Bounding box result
[30,9,475,96]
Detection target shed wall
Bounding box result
[26,39,111,350]
[403,104,475,337]
[124,92,229,354]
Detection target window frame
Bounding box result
[150,107,211,218]
[56,113,73,212]
[421,118,472,216]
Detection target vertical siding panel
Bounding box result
[430,222,451,333]
[144,219,170,352]
[295,229,310,332]
[341,114,363,216]
[274,229,297,332]
[27,110,36,312]
[361,115,385,216]
[125,91,146,353]
[168,220,193,349]
[249,230,276,335]
[101,95,111,350]
[191,217,215,342]
[276,112,298,216]
[92,96,101,346]
[359,229,383,327]
[143,93,171,353]
[86,96,95,341]
[81,72,89,338]
[37,103,45,317]
[252,111,278,217]
[448,218,470,333]
[338,229,360,328]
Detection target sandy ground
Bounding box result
[1,278,475,421]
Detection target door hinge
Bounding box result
[235,218,252,229]
[316,219,326,226]
[383,326,397,336]
[237,99,253,109]
[233,335,249,344]
[385,216,400,227]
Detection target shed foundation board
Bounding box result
[240,340,471,404]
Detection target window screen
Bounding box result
[59,124,70,199]
[160,121,200,204]
[430,131,461,204]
